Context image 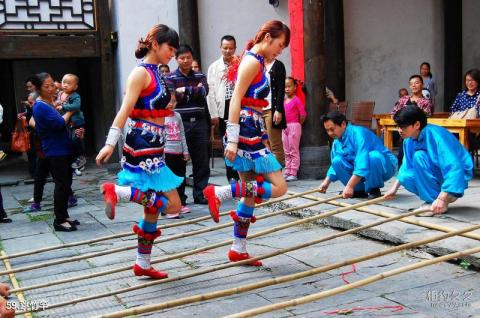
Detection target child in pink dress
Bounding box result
[282,77,306,181]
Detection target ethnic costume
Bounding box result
[101,63,183,278]
[327,124,397,196]
[397,124,473,204]
[204,51,280,266]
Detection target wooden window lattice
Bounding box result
[0,0,96,32]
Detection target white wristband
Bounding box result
[105,126,122,147]
[226,122,240,143]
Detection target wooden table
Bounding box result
[378,118,480,150]
[373,112,450,136]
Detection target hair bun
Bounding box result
[135,47,148,59]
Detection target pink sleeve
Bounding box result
[295,97,307,117]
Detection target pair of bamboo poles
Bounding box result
[3,189,478,316]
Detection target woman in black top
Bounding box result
[263,57,287,166]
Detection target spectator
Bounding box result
[23,113,78,214]
[18,92,37,178]
[0,185,12,223]
[166,44,210,204]
[449,68,480,119]
[165,111,190,216]
[399,88,408,98]
[207,34,240,181]
[159,64,170,75]
[391,75,432,166]
[282,77,306,181]
[263,57,287,166]
[391,75,432,116]
[192,59,201,73]
[24,75,39,99]
[420,62,437,105]
[32,72,79,232]
[56,73,86,175]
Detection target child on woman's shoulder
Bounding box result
[56,73,86,175]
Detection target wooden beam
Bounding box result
[299,0,331,179]
[0,36,100,59]
[95,0,116,153]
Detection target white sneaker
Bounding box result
[180,205,191,214]
[285,175,298,182]
[74,168,83,176]
[28,197,34,203]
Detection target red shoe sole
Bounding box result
[101,183,117,220]
[228,250,262,267]
[133,264,168,279]
[203,185,220,223]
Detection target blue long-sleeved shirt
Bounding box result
[399,124,473,195]
[327,124,398,181]
[33,100,72,157]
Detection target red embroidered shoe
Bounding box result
[101,183,117,220]
[133,264,168,279]
[228,249,263,267]
[203,185,221,223]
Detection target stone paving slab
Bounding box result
[0,159,479,317]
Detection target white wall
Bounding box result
[197,0,291,75]
[111,0,178,110]
[343,0,444,114]
[463,0,480,74]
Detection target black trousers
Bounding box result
[26,133,37,177]
[219,100,239,181]
[34,157,51,204]
[0,186,6,218]
[46,155,72,223]
[183,118,210,201]
[165,153,187,205]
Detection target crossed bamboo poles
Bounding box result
[3,189,478,316]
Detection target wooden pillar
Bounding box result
[177,0,201,64]
[443,0,462,111]
[96,0,116,153]
[298,0,331,179]
[325,0,345,101]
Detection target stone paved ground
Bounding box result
[0,157,479,317]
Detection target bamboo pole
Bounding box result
[94,217,480,318]
[0,188,322,262]
[0,251,33,318]
[289,191,480,241]
[0,194,341,277]
[225,246,480,318]
[12,194,341,293]
[16,196,386,314]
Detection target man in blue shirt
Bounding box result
[166,44,210,204]
[319,111,398,199]
[385,105,473,216]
